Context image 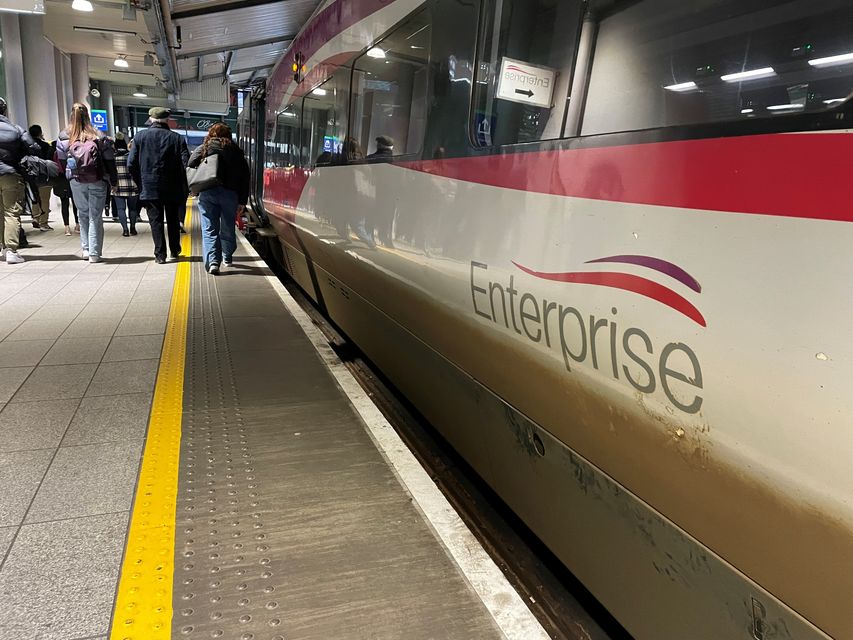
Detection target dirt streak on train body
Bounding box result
[470,261,704,415]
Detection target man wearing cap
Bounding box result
[127,107,189,263]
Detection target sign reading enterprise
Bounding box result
[496,57,556,109]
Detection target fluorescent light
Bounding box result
[740,108,754,114]
[73,26,136,36]
[71,0,93,11]
[823,98,845,105]
[366,47,385,59]
[114,55,129,68]
[312,88,327,96]
[664,81,697,92]
[808,52,853,68]
[720,67,775,82]
[767,103,804,111]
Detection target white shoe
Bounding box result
[89,256,103,264]
[207,263,219,275]
[5,250,24,264]
[82,250,89,260]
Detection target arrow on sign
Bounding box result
[515,89,534,98]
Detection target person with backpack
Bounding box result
[55,103,117,264]
[187,123,249,274]
[27,125,54,231]
[0,97,39,264]
[127,107,189,264]
[51,138,78,236]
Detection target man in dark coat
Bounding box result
[127,106,189,263]
[0,97,39,263]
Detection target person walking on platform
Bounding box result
[0,97,38,264]
[55,103,117,264]
[28,125,54,231]
[52,138,78,236]
[187,123,249,275]
[127,107,189,264]
[112,138,139,236]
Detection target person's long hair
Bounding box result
[67,102,98,144]
[201,123,232,155]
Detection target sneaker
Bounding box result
[89,256,103,264]
[64,226,72,236]
[208,263,220,275]
[74,223,80,232]
[5,250,24,264]
[223,257,233,266]
[171,253,181,261]
[41,223,53,231]
[130,227,137,236]
[155,256,166,264]
[122,230,129,237]
[82,250,89,260]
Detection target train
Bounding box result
[236,1,853,638]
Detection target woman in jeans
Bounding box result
[187,124,249,274]
[55,103,115,263]
[112,138,139,236]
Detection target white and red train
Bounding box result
[238,1,853,637]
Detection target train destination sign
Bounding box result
[496,57,555,108]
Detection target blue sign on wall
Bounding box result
[91,109,108,132]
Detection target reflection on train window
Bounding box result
[350,9,431,158]
[472,0,584,146]
[266,102,301,168]
[581,0,853,136]
[302,73,349,166]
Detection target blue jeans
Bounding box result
[198,186,238,269]
[114,195,139,232]
[70,180,107,258]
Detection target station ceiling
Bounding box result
[43,0,322,110]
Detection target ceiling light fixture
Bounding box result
[133,86,148,98]
[823,98,846,105]
[664,81,697,92]
[740,108,754,114]
[71,0,93,11]
[808,52,853,68]
[366,47,386,59]
[720,67,775,82]
[114,55,129,68]
[766,103,804,111]
[312,88,327,96]
[73,26,136,36]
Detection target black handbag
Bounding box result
[186,153,221,195]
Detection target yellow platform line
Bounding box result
[110,204,193,640]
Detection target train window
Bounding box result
[472,0,584,146]
[350,10,432,159]
[265,102,301,168]
[581,0,853,136]
[301,73,350,166]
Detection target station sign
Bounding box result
[496,57,555,109]
[91,109,108,132]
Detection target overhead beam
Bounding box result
[176,34,295,60]
[171,0,285,20]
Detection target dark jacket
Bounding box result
[127,122,190,201]
[0,116,38,176]
[366,147,393,163]
[188,138,250,205]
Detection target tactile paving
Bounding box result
[171,232,503,640]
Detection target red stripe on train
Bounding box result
[403,133,853,222]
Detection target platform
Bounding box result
[0,209,545,640]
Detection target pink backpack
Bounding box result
[68,139,103,183]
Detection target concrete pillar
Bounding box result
[100,81,115,137]
[20,15,60,139]
[61,54,73,116]
[0,14,27,125]
[70,53,90,107]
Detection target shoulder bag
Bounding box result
[186,153,221,195]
